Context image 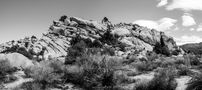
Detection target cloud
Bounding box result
[133,17,177,31]
[132,20,158,29]
[157,0,168,7]
[175,35,202,45]
[196,24,202,32]
[165,0,202,11]
[182,13,196,27]
[158,17,177,31]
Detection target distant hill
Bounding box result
[180,42,202,55]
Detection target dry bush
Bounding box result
[134,67,177,90]
[189,55,201,66]
[20,82,44,90]
[176,64,192,76]
[64,54,122,89]
[160,57,176,68]
[0,59,16,83]
[174,57,185,65]
[132,60,160,73]
[24,60,64,89]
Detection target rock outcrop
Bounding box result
[0,16,179,59]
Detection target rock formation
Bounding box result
[0,15,180,60]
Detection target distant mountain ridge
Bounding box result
[0,15,180,59]
[180,42,202,55]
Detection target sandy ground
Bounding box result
[175,76,191,90]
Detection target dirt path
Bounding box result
[175,76,191,90]
[124,72,155,90]
[130,72,155,81]
[4,71,33,89]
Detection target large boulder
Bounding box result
[0,53,34,69]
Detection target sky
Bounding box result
[0,0,202,45]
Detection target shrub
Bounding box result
[146,51,158,61]
[174,57,185,65]
[64,54,121,89]
[101,46,115,56]
[134,67,177,90]
[133,60,160,72]
[92,39,103,48]
[153,41,171,57]
[133,62,148,72]
[172,49,181,56]
[65,40,87,64]
[176,64,192,76]
[0,59,15,83]
[24,60,64,89]
[21,82,43,90]
[186,73,202,90]
[114,71,130,84]
[189,55,200,66]
[59,15,67,22]
[99,29,119,45]
[160,58,175,68]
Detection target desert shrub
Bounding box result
[65,40,87,64]
[101,46,115,56]
[64,54,121,89]
[172,49,181,56]
[62,65,83,84]
[133,62,148,72]
[146,51,158,61]
[134,67,177,90]
[174,57,185,65]
[114,71,131,84]
[134,80,150,90]
[0,59,16,83]
[92,39,103,48]
[160,58,176,68]
[59,15,67,22]
[24,60,64,89]
[70,35,103,48]
[133,61,158,72]
[45,60,64,73]
[186,73,202,90]
[176,64,192,76]
[70,35,84,46]
[21,82,44,90]
[99,29,119,45]
[153,41,171,56]
[189,55,200,66]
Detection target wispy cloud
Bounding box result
[133,17,177,31]
[158,17,177,31]
[133,20,158,29]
